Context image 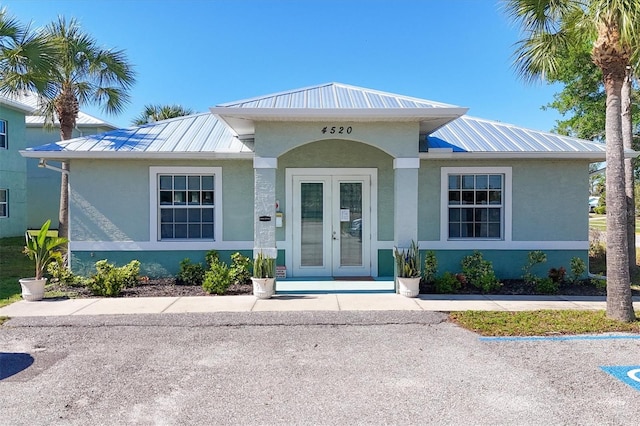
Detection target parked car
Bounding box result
[589,196,600,213]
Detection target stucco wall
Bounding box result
[69,159,254,242]
[0,106,27,237]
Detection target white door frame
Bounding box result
[285,168,378,277]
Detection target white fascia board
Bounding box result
[420,151,609,161]
[209,107,468,121]
[0,98,34,113]
[19,150,255,160]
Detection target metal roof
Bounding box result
[22,113,253,159]
[218,82,460,109]
[22,83,621,161]
[426,115,612,159]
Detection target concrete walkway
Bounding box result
[1,294,639,317]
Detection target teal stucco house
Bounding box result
[0,92,115,238]
[20,83,630,286]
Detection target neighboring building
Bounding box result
[21,83,635,285]
[0,92,115,238]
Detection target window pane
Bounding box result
[159,175,172,190]
[202,208,214,222]
[0,120,5,132]
[462,175,475,189]
[202,224,214,239]
[175,224,188,238]
[488,223,501,238]
[202,176,214,190]
[188,224,201,238]
[188,209,201,222]
[448,175,460,190]
[448,191,461,205]
[462,191,474,204]
[476,175,488,189]
[475,191,488,205]
[461,208,474,221]
[475,223,487,238]
[0,134,5,148]
[449,223,460,238]
[449,208,460,222]
[0,190,6,202]
[160,209,173,223]
[488,208,501,221]
[174,208,188,222]
[0,205,5,217]
[489,175,502,189]
[160,191,172,204]
[188,191,200,204]
[461,223,474,237]
[475,208,487,222]
[489,191,502,204]
[161,224,173,239]
[202,191,214,205]
[174,191,186,205]
[174,176,186,190]
[188,176,200,190]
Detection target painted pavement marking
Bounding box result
[600,366,640,392]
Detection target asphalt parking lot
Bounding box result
[1,311,639,425]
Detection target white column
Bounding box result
[393,158,420,248]
[253,157,277,258]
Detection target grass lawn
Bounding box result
[588,213,640,233]
[450,310,640,336]
[0,236,32,308]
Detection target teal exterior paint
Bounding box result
[277,139,395,241]
[69,159,254,242]
[72,249,252,278]
[378,249,394,277]
[428,249,588,280]
[0,106,27,237]
[25,125,113,230]
[418,159,590,242]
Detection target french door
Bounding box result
[292,174,371,277]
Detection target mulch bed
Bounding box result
[47,277,639,298]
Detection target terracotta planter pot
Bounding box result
[397,277,420,298]
[19,277,47,301]
[251,277,275,299]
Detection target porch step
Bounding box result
[275,280,395,294]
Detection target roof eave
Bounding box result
[419,151,615,161]
[19,150,255,161]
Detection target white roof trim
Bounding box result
[419,151,638,161]
[19,150,254,160]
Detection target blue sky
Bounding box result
[4,0,565,131]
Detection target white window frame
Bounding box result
[149,166,222,247]
[0,119,7,149]
[0,189,7,218]
[440,167,512,248]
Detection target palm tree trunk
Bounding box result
[603,74,636,322]
[622,69,636,277]
[58,161,69,241]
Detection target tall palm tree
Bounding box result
[504,0,639,321]
[0,7,55,97]
[132,104,194,125]
[37,17,135,243]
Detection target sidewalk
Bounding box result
[1,294,639,317]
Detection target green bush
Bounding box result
[176,258,205,286]
[47,260,84,286]
[89,259,140,297]
[535,277,559,294]
[230,252,251,284]
[205,250,219,268]
[594,206,606,214]
[460,251,501,293]
[434,272,461,294]
[569,257,587,284]
[423,251,437,283]
[202,259,232,295]
[522,250,547,285]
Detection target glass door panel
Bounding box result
[339,182,363,267]
[300,182,324,267]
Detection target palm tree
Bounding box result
[0,7,55,97]
[33,17,135,244]
[504,0,639,321]
[132,104,194,125]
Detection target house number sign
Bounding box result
[321,126,353,135]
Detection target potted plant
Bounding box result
[251,252,276,299]
[394,240,421,297]
[19,220,68,301]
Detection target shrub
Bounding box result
[522,250,547,285]
[423,251,437,283]
[548,267,566,283]
[89,259,140,297]
[434,272,461,294]
[592,278,607,291]
[205,250,219,268]
[176,258,205,286]
[569,257,587,284]
[460,251,501,293]
[594,206,606,214]
[230,252,251,284]
[47,260,80,286]
[535,277,559,294]
[202,259,232,295]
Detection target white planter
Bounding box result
[251,277,275,299]
[19,277,47,301]
[397,277,420,298]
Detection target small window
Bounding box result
[155,172,217,240]
[0,120,7,149]
[447,173,503,239]
[0,189,7,217]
